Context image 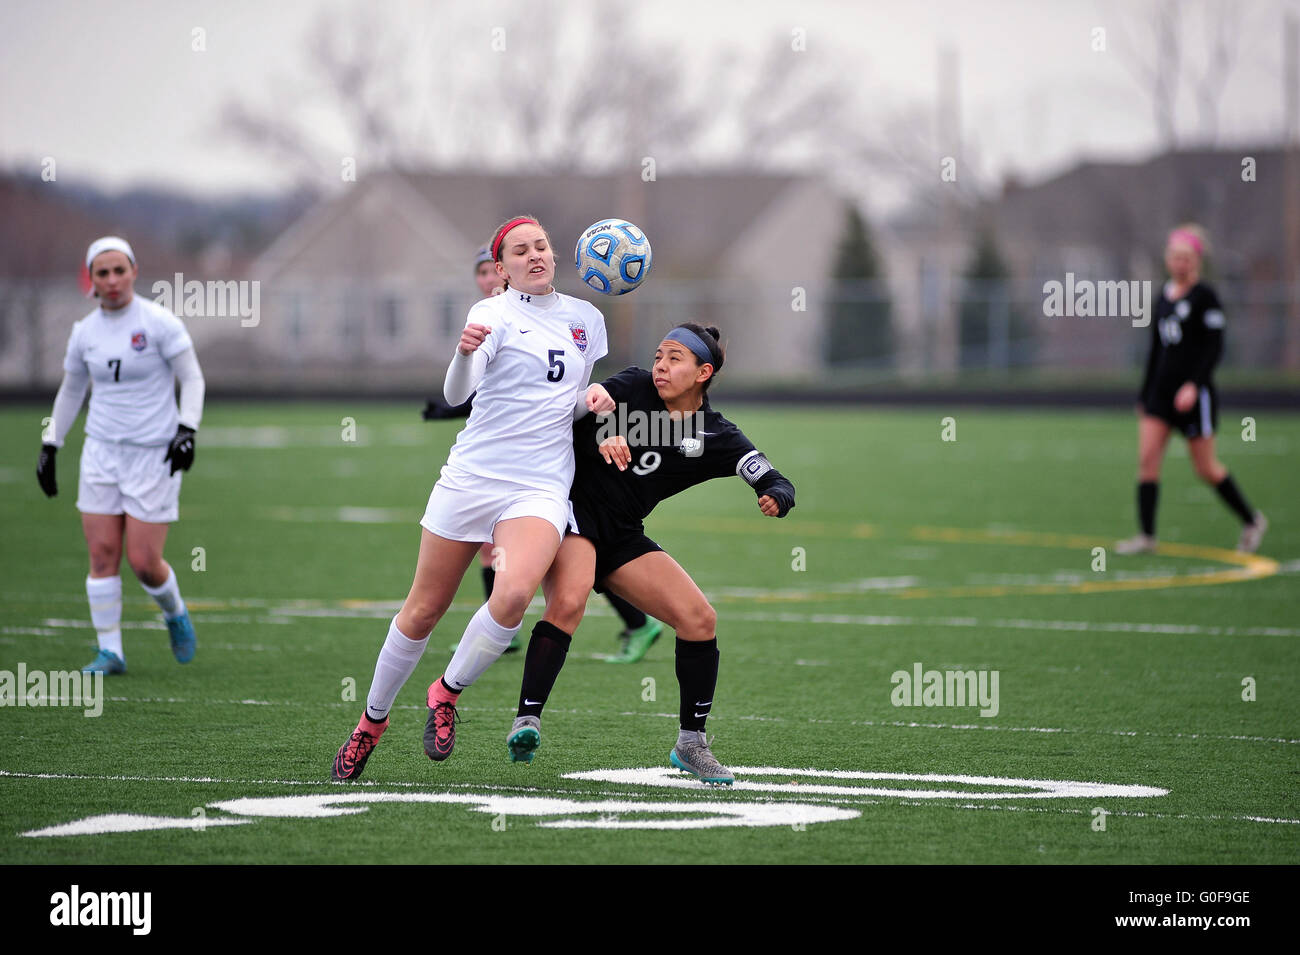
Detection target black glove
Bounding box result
[163,425,196,475]
[36,444,58,497]
[422,397,474,421]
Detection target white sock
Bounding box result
[364,616,429,722]
[86,575,123,660]
[141,565,186,619]
[443,603,520,692]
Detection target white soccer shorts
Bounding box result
[76,436,182,524]
[420,474,575,545]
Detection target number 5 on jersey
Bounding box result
[547,349,565,382]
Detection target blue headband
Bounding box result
[663,327,716,367]
[473,247,493,269]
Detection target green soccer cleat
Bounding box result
[506,715,541,763]
[605,617,664,664]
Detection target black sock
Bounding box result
[606,592,646,631]
[1214,474,1256,524]
[676,637,719,732]
[481,564,495,600]
[517,621,572,718]
[1138,481,1159,536]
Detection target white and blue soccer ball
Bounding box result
[574,219,652,295]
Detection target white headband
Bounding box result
[86,236,136,272]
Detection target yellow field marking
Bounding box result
[701,524,1277,603]
[650,515,877,538]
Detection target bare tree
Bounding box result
[1111,0,1248,148]
[1191,2,1243,142]
[218,3,851,180]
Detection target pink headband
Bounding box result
[1168,229,1203,256]
[491,217,540,261]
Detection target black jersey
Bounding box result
[1139,282,1225,403]
[570,366,795,530]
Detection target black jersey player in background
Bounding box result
[1116,224,1267,555]
[425,245,664,654]
[504,322,795,783]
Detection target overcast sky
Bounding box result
[2,0,1297,212]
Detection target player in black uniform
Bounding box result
[1117,225,1266,555]
[503,322,796,783]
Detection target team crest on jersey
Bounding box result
[130,331,147,352]
[568,322,588,352]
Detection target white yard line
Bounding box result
[3,768,1296,827]
[5,693,1291,747]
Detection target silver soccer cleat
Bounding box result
[669,731,734,785]
[507,714,541,763]
[1114,533,1158,555]
[1237,513,1268,554]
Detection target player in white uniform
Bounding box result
[332,215,610,780]
[37,236,206,674]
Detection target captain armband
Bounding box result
[736,449,774,487]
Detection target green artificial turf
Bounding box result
[1,402,1296,863]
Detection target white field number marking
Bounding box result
[23,790,858,837]
[562,767,1169,800]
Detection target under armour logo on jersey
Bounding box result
[518,292,531,303]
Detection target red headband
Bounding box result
[1168,229,1204,256]
[491,217,540,261]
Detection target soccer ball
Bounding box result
[574,219,652,295]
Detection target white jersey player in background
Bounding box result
[332,215,611,780]
[37,236,206,674]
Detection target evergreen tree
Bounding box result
[958,225,1023,369]
[825,204,892,367]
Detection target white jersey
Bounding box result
[63,296,194,447]
[441,289,607,497]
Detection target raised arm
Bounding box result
[737,449,796,518]
[444,323,492,406]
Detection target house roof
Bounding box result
[0,176,196,280]
[990,148,1292,274]
[258,169,805,280]
[888,147,1294,277]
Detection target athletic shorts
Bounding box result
[1143,383,1218,439]
[76,436,182,523]
[570,496,663,592]
[420,473,576,545]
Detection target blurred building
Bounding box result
[0,176,206,389]
[5,152,1295,395]
[238,170,844,391]
[884,146,1300,376]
